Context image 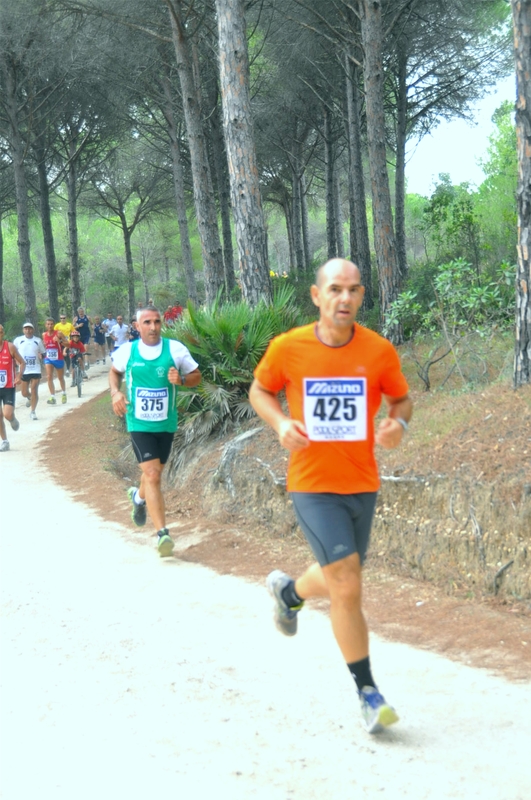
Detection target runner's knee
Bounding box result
[324,557,362,607]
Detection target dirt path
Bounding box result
[1,369,530,799]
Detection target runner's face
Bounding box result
[45,320,55,332]
[311,261,365,329]
[0,325,4,344]
[138,311,162,345]
[23,326,33,338]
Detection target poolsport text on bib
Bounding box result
[134,387,169,422]
[303,378,367,441]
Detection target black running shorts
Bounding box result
[290,491,377,567]
[0,388,16,407]
[130,431,174,464]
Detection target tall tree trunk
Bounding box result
[291,123,304,273]
[301,172,311,270]
[120,216,136,321]
[360,0,401,340]
[206,74,236,296]
[161,74,197,303]
[291,171,305,274]
[4,64,38,328]
[165,0,224,305]
[334,170,345,258]
[216,0,271,305]
[282,197,295,272]
[34,137,59,320]
[512,0,531,387]
[394,43,408,281]
[345,52,373,308]
[324,105,337,259]
[142,247,150,304]
[66,141,81,317]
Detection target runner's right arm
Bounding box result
[249,378,309,452]
[109,367,127,416]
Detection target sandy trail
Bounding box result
[1,367,530,800]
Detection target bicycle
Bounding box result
[71,352,83,397]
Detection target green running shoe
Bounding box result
[127,486,147,527]
[157,529,174,558]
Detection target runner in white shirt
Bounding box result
[13,323,46,420]
[110,315,129,351]
[101,313,117,355]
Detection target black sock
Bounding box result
[280,580,304,608]
[348,657,376,692]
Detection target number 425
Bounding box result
[312,397,357,421]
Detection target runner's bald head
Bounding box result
[315,259,362,288]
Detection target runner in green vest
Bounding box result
[109,306,201,556]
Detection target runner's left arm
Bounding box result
[168,366,201,387]
[10,343,26,384]
[375,394,413,449]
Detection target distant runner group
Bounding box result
[1,270,413,735]
[0,301,184,436]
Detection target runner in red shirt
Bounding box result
[0,324,25,451]
[250,258,413,734]
[42,318,67,405]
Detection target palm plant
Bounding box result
[164,282,306,473]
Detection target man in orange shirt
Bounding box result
[249,258,412,734]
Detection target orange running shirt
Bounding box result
[254,323,409,494]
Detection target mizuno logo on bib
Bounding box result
[303,378,367,441]
[134,387,169,421]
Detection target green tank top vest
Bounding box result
[125,339,179,432]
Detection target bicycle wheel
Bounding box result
[76,365,82,397]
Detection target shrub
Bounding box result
[164,283,305,472]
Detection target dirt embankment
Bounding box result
[43,386,531,681]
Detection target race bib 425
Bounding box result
[303,378,367,441]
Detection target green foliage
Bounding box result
[164,284,304,471]
[421,177,482,271]
[476,100,517,266]
[384,258,515,340]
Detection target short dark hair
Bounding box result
[136,305,159,322]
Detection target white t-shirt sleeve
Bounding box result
[111,342,132,373]
[169,339,199,374]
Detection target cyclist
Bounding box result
[65,331,86,387]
